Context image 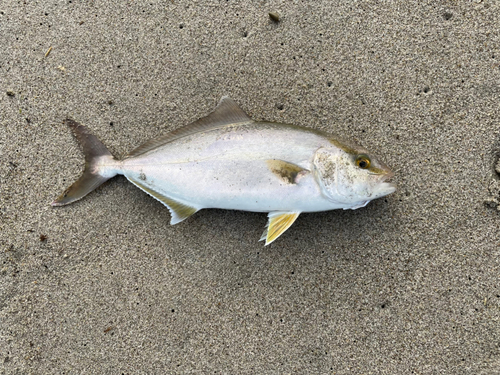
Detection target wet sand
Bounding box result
[1,1,500,373]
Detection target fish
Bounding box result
[52,97,396,245]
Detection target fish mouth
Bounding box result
[376,169,393,183]
[376,170,396,195]
[381,170,394,181]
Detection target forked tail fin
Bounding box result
[51,119,119,206]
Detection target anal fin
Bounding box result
[127,178,199,224]
[260,211,301,245]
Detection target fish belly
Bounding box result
[123,158,342,213]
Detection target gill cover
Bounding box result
[313,147,341,203]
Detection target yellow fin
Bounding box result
[266,160,308,184]
[260,211,300,245]
[127,178,199,224]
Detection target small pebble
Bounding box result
[269,12,280,22]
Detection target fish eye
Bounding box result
[355,155,371,169]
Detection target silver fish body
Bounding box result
[124,122,353,213]
[53,97,396,244]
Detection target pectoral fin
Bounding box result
[127,178,199,224]
[259,211,301,245]
[266,160,308,184]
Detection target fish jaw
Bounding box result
[374,181,397,199]
[374,171,396,198]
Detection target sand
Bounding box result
[1,1,500,373]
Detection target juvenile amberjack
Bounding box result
[52,97,396,244]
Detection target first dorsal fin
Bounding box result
[126,97,253,158]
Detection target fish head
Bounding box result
[313,142,396,207]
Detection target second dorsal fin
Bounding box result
[126,97,252,158]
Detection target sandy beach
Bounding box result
[1,1,500,373]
